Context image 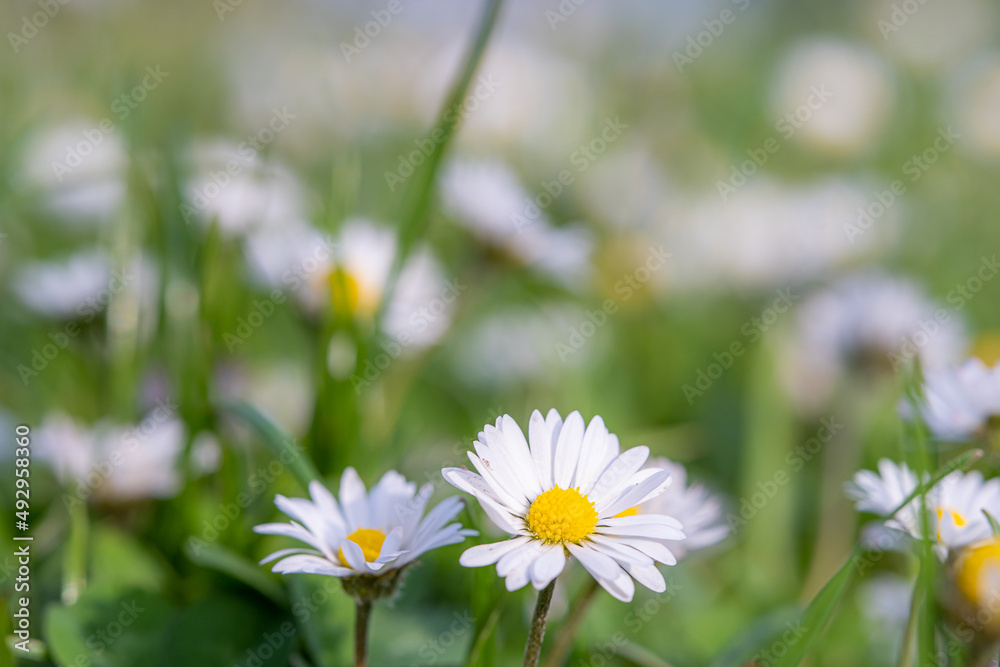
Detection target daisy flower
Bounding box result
[255,468,475,596]
[905,358,1000,442]
[621,457,728,560]
[443,410,685,603]
[847,460,1000,556]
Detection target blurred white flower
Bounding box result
[847,460,1000,557]
[244,219,455,349]
[947,54,1000,161]
[444,410,685,602]
[440,158,593,287]
[857,573,913,661]
[185,142,309,234]
[870,0,995,71]
[905,358,1000,442]
[624,457,728,560]
[34,410,186,503]
[660,178,895,293]
[218,362,315,437]
[771,40,894,157]
[450,304,591,388]
[782,272,966,411]
[255,469,474,584]
[13,250,111,318]
[19,118,127,224]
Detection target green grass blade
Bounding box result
[184,538,288,606]
[219,400,321,490]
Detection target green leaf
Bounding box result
[772,548,858,667]
[89,526,169,594]
[219,401,321,490]
[184,538,287,606]
[158,596,294,667]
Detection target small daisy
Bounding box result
[621,457,728,560]
[255,468,475,592]
[443,410,685,603]
[906,358,1000,442]
[847,460,1000,555]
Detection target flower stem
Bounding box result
[524,580,557,667]
[545,578,600,667]
[354,599,372,667]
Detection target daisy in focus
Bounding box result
[443,409,686,602]
[255,467,475,597]
[904,357,1000,442]
[847,459,1000,557]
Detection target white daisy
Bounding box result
[907,358,1000,442]
[620,457,728,560]
[255,468,475,587]
[34,411,187,503]
[847,460,1000,555]
[782,271,966,412]
[244,219,454,350]
[443,410,685,602]
[13,250,112,319]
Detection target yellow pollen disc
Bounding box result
[338,528,386,564]
[328,267,361,315]
[614,506,640,518]
[526,486,598,544]
[972,333,1000,366]
[957,539,1000,608]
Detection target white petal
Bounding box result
[501,415,544,496]
[459,536,532,567]
[566,542,635,602]
[621,561,666,593]
[596,516,685,541]
[468,451,531,514]
[589,446,650,505]
[528,409,554,489]
[443,468,526,534]
[259,548,323,565]
[339,467,370,529]
[573,416,610,491]
[612,536,678,566]
[478,430,533,503]
[339,537,374,573]
[553,411,585,488]
[308,481,347,532]
[530,545,566,590]
[272,554,352,577]
[599,469,671,517]
[411,496,465,546]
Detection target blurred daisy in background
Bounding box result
[621,457,728,560]
[444,410,685,602]
[868,0,995,72]
[244,219,455,350]
[255,469,475,588]
[947,53,1000,161]
[781,271,966,413]
[34,411,187,503]
[18,117,128,225]
[184,141,311,236]
[848,460,1000,557]
[770,39,895,157]
[13,250,112,319]
[440,157,593,288]
[904,358,1000,442]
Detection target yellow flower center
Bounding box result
[973,333,1000,366]
[614,506,640,518]
[526,486,598,544]
[957,539,1000,608]
[338,528,386,564]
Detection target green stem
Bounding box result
[545,578,600,667]
[897,577,920,667]
[374,0,505,332]
[63,501,89,605]
[354,599,372,667]
[524,580,557,667]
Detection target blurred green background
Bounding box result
[2,0,1000,665]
